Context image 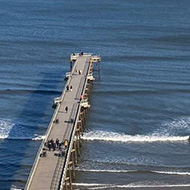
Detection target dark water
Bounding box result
[0,0,190,189]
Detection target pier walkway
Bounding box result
[25,53,101,190]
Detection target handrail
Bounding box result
[59,103,81,190]
[50,103,78,189]
[59,57,92,190]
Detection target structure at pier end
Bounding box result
[24,53,101,190]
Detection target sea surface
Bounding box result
[0,0,190,189]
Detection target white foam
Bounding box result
[73,182,190,189]
[154,171,190,176]
[0,119,14,139]
[0,135,45,141]
[156,117,190,136]
[82,130,189,143]
[32,135,46,141]
[76,169,137,173]
[0,119,45,141]
[11,185,22,190]
[77,169,190,176]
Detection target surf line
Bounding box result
[73,183,190,189]
[0,135,46,141]
[82,131,190,143]
[76,169,190,176]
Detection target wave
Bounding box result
[11,186,23,190]
[104,54,190,62]
[76,169,190,176]
[93,89,190,96]
[155,171,190,176]
[32,135,46,141]
[0,134,45,141]
[0,119,45,141]
[0,119,14,138]
[160,117,190,136]
[76,169,137,173]
[0,89,61,95]
[73,182,190,189]
[82,131,189,143]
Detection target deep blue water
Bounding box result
[0,0,190,189]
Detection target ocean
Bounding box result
[0,0,190,189]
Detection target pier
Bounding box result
[25,53,101,190]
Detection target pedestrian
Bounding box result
[65,106,68,113]
[64,139,68,149]
[58,142,62,150]
[80,94,83,101]
[56,138,59,148]
[66,85,69,91]
[48,141,51,151]
[50,139,54,149]
[70,85,73,91]
[52,142,56,151]
[59,142,63,150]
[55,119,59,124]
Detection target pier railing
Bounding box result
[59,54,91,189]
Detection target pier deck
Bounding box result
[25,53,101,190]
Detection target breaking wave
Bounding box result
[82,130,189,143]
[159,117,190,136]
[73,182,190,189]
[0,119,14,139]
[76,169,190,176]
[32,135,46,141]
[76,169,137,173]
[0,119,45,141]
[0,134,46,141]
[83,117,190,143]
[155,171,190,176]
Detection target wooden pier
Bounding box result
[25,53,101,190]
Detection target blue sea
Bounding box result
[0,0,190,189]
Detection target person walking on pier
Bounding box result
[47,141,51,151]
[56,138,59,148]
[80,94,83,102]
[49,139,55,151]
[50,139,55,151]
[65,106,68,113]
[58,142,63,150]
[52,142,56,151]
[64,139,68,149]
[70,85,73,91]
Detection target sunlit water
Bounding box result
[0,0,190,189]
